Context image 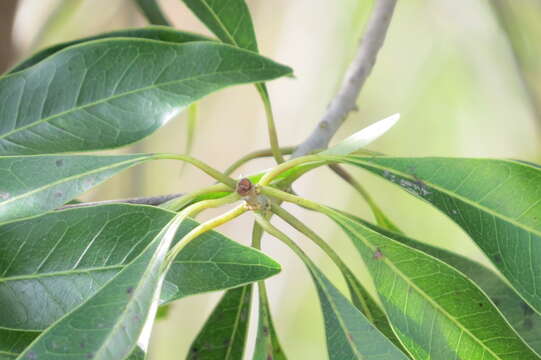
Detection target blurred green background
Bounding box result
[1,0,540,358]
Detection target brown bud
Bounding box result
[236,178,253,196]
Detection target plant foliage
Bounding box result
[0,1,539,359]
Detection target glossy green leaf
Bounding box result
[181,0,258,52]
[336,156,541,315]
[134,0,171,26]
[322,114,400,156]
[180,0,281,163]
[187,285,252,359]
[0,204,281,331]
[0,39,291,155]
[0,329,144,360]
[357,218,541,355]
[309,263,409,360]
[16,212,183,360]
[0,154,154,224]
[0,329,38,360]
[331,211,541,360]
[9,26,209,74]
[256,215,409,360]
[342,268,408,355]
[253,282,287,360]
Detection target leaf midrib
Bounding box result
[224,286,250,360]
[1,65,269,141]
[310,266,364,359]
[336,213,508,360]
[0,156,150,211]
[92,221,175,360]
[346,157,541,237]
[0,260,278,283]
[196,0,239,46]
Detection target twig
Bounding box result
[292,0,397,158]
[62,0,397,209]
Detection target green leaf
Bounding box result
[253,282,287,360]
[0,39,291,155]
[0,329,145,360]
[331,211,541,360]
[309,264,409,360]
[337,156,541,315]
[180,0,283,163]
[16,212,183,360]
[134,0,171,26]
[161,226,280,302]
[180,0,258,52]
[0,204,281,331]
[0,154,154,224]
[356,218,541,355]
[255,215,409,359]
[322,114,400,156]
[0,329,38,360]
[341,268,408,355]
[8,26,210,74]
[187,285,252,359]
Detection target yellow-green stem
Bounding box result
[271,204,348,274]
[160,183,231,212]
[257,84,284,164]
[166,201,246,264]
[224,146,295,177]
[258,154,325,186]
[254,213,310,263]
[251,222,264,249]
[270,204,376,322]
[155,153,236,188]
[260,186,333,216]
[328,164,402,233]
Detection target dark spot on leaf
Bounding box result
[493,255,502,264]
[373,248,384,260]
[55,159,64,167]
[126,287,134,295]
[54,191,63,198]
[80,342,85,348]
[493,297,501,307]
[521,302,534,316]
[86,352,94,359]
[133,315,141,323]
[267,355,273,360]
[191,347,199,353]
[478,303,483,307]
[223,338,230,346]
[263,326,269,336]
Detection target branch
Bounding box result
[292,0,397,157]
[61,0,397,210]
